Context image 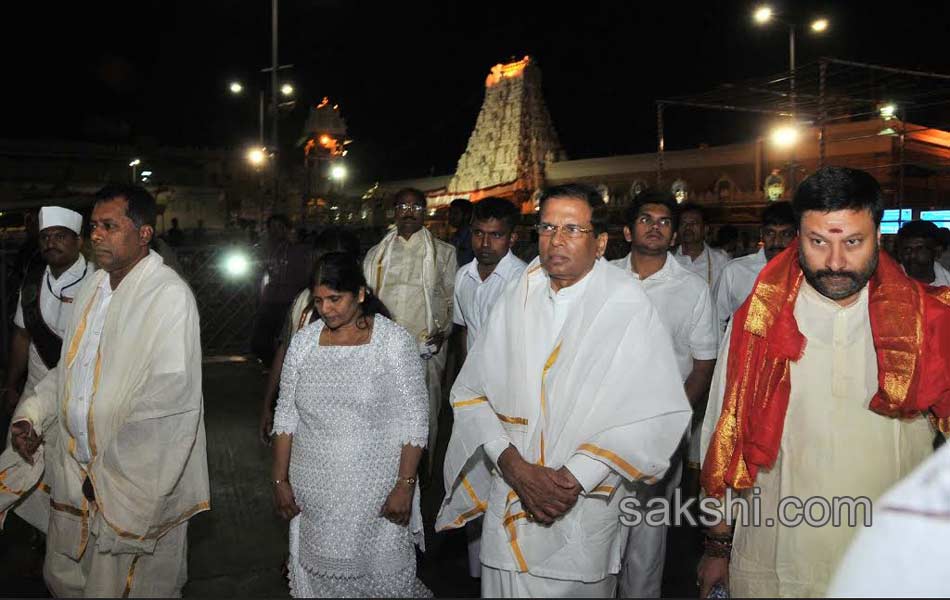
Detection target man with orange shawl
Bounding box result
[697,166,950,598]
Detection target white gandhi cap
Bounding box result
[39,206,83,235]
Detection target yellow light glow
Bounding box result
[129,158,141,167]
[771,125,799,148]
[486,56,531,87]
[229,81,243,94]
[246,148,266,166]
[319,134,331,145]
[880,103,897,119]
[753,5,773,24]
[810,18,828,32]
[330,165,347,181]
[280,83,294,96]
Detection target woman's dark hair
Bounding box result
[312,252,390,325]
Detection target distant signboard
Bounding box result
[882,209,913,222]
[921,210,950,222]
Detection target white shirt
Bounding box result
[610,252,718,380]
[13,256,90,394]
[933,260,950,286]
[712,248,768,332]
[67,274,114,464]
[674,243,730,288]
[453,251,527,351]
[483,265,608,491]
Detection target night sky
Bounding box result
[3,1,948,184]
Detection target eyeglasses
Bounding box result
[395,203,426,213]
[535,223,595,238]
[635,215,673,228]
[472,230,509,241]
[39,230,76,244]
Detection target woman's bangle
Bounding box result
[396,477,417,487]
[272,479,289,486]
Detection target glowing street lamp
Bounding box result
[879,103,897,120]
[229,81,244,94]
[246,147,267,166]
[330,164,347,181]
[753,5,773,24]
[771,125,800,148]
[223,252,250,277]
[280,83,294,96]
[129,158,141,183]
[810,18,829,33]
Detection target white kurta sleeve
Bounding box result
[272,326,305,436]
[452,269,465,327]
[12,363,61,436]
[439,245,458,337]
[689,283,720,360]
[712,267,734,333]
[564,454,612,493]
[387,323,429,448]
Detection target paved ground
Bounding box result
[0,360,701,597]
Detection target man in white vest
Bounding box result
[437,183,691,597]
[0,184,209,597]
[364,187,456,463]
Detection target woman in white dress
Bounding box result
[271,252,431,597]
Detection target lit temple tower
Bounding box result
[441,56,564,210]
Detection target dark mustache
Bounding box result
[815,269,859,282]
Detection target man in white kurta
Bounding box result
[674,203,730,288]
[437,184,691,597]
[364,188,456,463]
[712,201,797,332]
[701,282,935,597]
[610,193,718,597]
[0,185,209,597]
[896,219,950,288]
[698,167,950,598]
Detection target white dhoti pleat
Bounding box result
[465,518,482,578]
[44,520,188,598]
[482,565,617,598]
[424,348,447,465]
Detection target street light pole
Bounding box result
[271,0,279,213]
[787,22,796,193]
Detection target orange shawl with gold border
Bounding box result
[702,244,950,498]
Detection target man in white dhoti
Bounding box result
[896,219,950,287]
[437,183,691,597]
[674,203,730,288]
[712,202,797,332]
[698,167,950,598]
[364,188,457,466]
[452,197,527,579]
[0,184,210,597]
[827,441,950,597]
[610,192,718,598]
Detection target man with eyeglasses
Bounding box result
[609,192,718,598]
[438,183,690,597]
[364,187,457,467]
[712,202,798,333]
[5,207,91,419]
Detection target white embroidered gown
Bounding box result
[272,316,431,597]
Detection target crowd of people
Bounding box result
[1,166,949,598]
